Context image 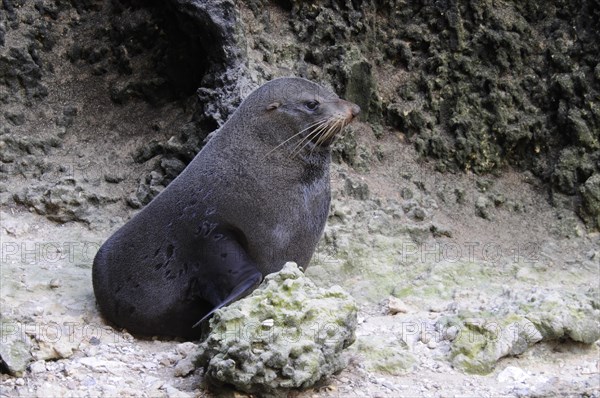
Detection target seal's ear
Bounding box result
[266,102,280,111]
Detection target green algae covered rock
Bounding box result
[196,262,358,397]
[353,337,415,375]
[442,289,600,375]
[521,290,600,345]
[0,318,33,377]
[580,173,600,230]
[442,313,542,375]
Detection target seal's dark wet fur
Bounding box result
[92,77,360,339]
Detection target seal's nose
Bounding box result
[351,103,361,117]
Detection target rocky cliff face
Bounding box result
[1,0,599,229]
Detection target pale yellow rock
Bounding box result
[388,296,411,315]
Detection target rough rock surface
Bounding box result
[437,289,600,375]
[581,173,600,230]
[0,0,253,218]
[0,318,33,377]
[238,0,600,229]
[443,313,543,375]
[196,262,358,397]
[3,0,599,228]
[522,289,600,344]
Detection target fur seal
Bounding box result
[92,77,360,339]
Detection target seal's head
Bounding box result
[240,77,360,157]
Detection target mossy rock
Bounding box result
[0,318,34,377]
[443,312,542,375]
[521,291,600,344]
[579,173,600,230]
[353,337,415,375]
[196,262,358,397]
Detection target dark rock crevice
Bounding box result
[67,0,229,105]
[1,0,246,221]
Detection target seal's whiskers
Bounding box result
[289,119,330,158]
[310,116,348,156]
[330,118,348,147]
[269,108,355,160]
[316,115,344,146]
[303,116,343,156]
[290,119,330,157]
[263,118,328,160]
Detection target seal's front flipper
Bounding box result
[193,271,261,327]
[192,227,263,328]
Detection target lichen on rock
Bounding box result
[520,289,600,345]
[579,173,600,230]
[196,262,358,397]
[441,288,600,375]
[442,312,543,375]
[353,337,415,375]
[0,318,33,377]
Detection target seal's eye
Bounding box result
[305,100,320,111]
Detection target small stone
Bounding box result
[35,382,68,398]
[261,319,275,329]
[163,384,192,398]
[81,375,96,387]
[104,172,125,184]
[174,357,195,377]
[0,321,33,376]
[429,224,453,238]
[79,357,124,373]
[400,187,413,200]
[175,342,198,357]
[142,361,156,369]
[34,340,60,361]
[161,157,187,181]
[455,188,466,204]
[118,387,143,396]
[63,105,78,117]
[344,178,370,200]
[427,340,437,349]
[408,206,427,221]
[428,303,446,313]
[475,196,491,219]
[49,278,61,288]
[4,111,26,126]
[388,297,411,315]
[121,331,135,342]
[476,179,493,192]
[53,341,75,359]
[497,366,529,383]
[444,326,459,341]
[30,360,46,374]
[145,376,164,390]
[491,193,506,207]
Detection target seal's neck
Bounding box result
[296,144,330,166]
[296,147,331,185]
